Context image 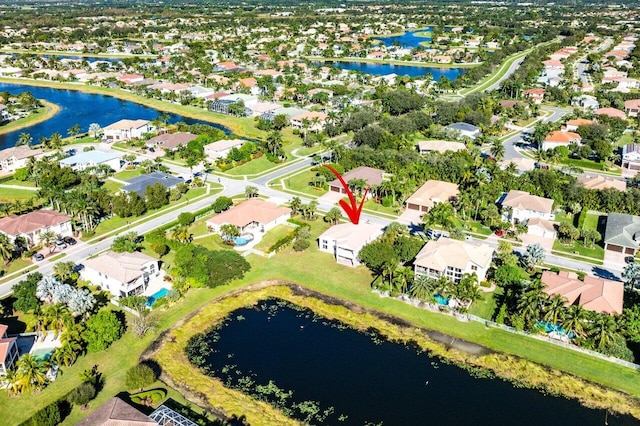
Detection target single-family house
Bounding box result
[624,99,640,117]
[499,190,554,224]
[622,143,640,174]
[522,88,545,104]
[405,180,459,213]
[146,132,197,151]
[498,157,537,173]
[59,150,122,172]
[541,270,623,315]
[0,146,43,172]
[577,174,626,191]
[603,213,640,255]
[0,104,10,121]
[103,119,155,142]
[0,324,18,376]
[121,172,183,197]
[76,397,156,426]
[206,198,291,234]
[526,217,557,239]
[204,139,246,160]
[290,111,328,131]
[416,140,466,155]
[572,95,600,111]
[444,122,481,140]
[565,118,594,132]
[542,131,582,151]
[594,107,627,120]
[328,166,384,195]
[0,209,72,247]
[413,238,494,283]
[117,74,144,85]
[317,222,383,267]
[81,251,159,299]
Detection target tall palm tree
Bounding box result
[3,368,23,396]
[563,304,588,338]
[51,341,81,367]
[588,314,618,350]
[43,304,72,338]
[543,295,567,325]
[16,354,48,393]
[0,233,13,266]
[410,275,432,301]
[518,283,547,325]
[40,230,56,254]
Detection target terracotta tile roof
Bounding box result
[405,180,459,210]
[594,107,627,119]
[204,139,245,153]
[328,166,384,188]
[544,131,581,144]
[0,146,43,161]
[414,239,494,272]
[76,396,156,426]
[0,210,70,236]
[147,132,197,149]
[417,140,466,154]
[565,118,593,127]
[624,99,640,110]
[501,190,554,214]
[207,199,291,228]
[577,174,626,191]
[0,324,7,337]
[526,217,556,233]
[291,111,328,122]
[541,270,623,315]
[0,337,16,366]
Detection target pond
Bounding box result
[320,61,467,80]
[191,299,635,426]
[376,28,433,47]
[0,82,230,150]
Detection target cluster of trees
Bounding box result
[5,270,125,395]
[111,182,189,218]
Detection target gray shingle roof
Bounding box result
[604,212,640,249]
[122,172,182,196]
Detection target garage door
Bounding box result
[607,244,624,253]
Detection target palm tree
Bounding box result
[245,185,258,199]
[392,267,414,295]
[171,225,192,243]
[489,140,505,161]
[588,314,618,350]
[410,275,433,301]
[16,354,48,393]
[40,230,56,254]
[543,295,567,325]
[563,304,588,338]
[51,341,81,367]
[265,130,283,156]
[17,132,32,146]
[43,304,72,338]
[289,196,302,216]
[0,233,13,266]
[219,224,240,242]
[88,123,101,139]
[518,283,547,325]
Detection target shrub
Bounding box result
[13,167,29,181]
[30,402,61,426]
[177,212,195,226]
[130,389,167,406]
[381,196,393,207]
[212,196,233,213]
[125,364,157,391]
[66,382,96,407]
[84,310,125,352]
[152,243,169,257]
[292,238,310,252]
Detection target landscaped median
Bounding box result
[148,283,640,424]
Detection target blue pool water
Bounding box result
[233,233,254,246]
[146,287,170,307]
[31,347,54,361]
[434,294,449,305]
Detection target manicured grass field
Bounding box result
[113,168,144,181]
[0,186,38,201]
[102,180,123,193]
[363,198,398,217]
[617,132,634,147]
[2,179,36,187]
[253,224,295,253]
[552,239,605,261]
[282,169,325,197]
[583,212,603,233]
[468,287,500,320]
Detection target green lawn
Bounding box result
[552,239,605,261]
[617,132,634,147]
[113,168,144,181]
[102,180,123,193]
[189,234,234,252]
[583,212,604,233]
[296,145,323,156]
[468,287,500,320]
[0,100,59,137]
[283,169,326,197]
[0,257,33,279]
[224,139,305,177]
[0,186,38,201]
[188,215,214,238]
[2,179,36,188]
[253,224,295,253]
[88,187,208,239]
[362,198,399,217]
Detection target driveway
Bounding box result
[318,190,344,206]
[520,233,555,251]
[397,208,423,226]
[604,250,629,271]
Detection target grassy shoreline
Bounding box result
[0,77,263,139]
[308,56,480,69]
[151,283,640,424]
[0,49,154,59]
[0,99,60,136]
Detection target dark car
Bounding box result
[33,253,44,261]
[625,256,636,264]
[63,236,77,245]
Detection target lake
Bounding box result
[0,82,230,150]
[323,60,467,80]
[376,28,433,47]
[193,299,635,426]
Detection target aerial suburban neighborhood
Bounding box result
[0,1,639,425]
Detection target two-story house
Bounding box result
[81,251,159,299]
[0,209,72,247]
[0,324,18,376]
[499,190,555,225]
[0,146,44,172]
[413,238,494,283]
[103,119,155,142]
[317,223,383,267]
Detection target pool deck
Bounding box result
[143,270,169,298]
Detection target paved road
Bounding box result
[575,38,612,85]
[483,57,525,93]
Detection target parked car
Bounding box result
[625,256,636,264]
[55,240,67,250]
[426,228,449,240]
[33,253,44,261]
[63,236,77,245]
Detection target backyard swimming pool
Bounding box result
[147,287,170,307]
[233,233,254,246]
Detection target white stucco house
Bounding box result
[317,223,383,267]
[499,190,555,225]
[413,238,494,283]
[206,199,291,234]
[0,146,44,172]
[204,139,246,160]
[81,251,160,299]
[59,150,122,172]
[103,119,155,142]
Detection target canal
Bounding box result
[191,299,635,426]
[0,82,230,150]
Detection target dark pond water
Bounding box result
[0,82,230,150]
[322,61,467,80]
[196,299,636,426]
[376,28,433,47]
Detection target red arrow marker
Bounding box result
[323,164,369,224]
